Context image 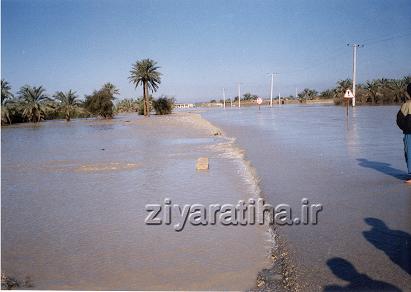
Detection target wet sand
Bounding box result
[2,112,273,290]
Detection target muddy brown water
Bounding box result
[1,113,271,290]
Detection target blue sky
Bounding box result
[2,0,410,102]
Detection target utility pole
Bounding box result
[277,75,280,105]
[270,73,274,107]
[238,83,241,108]
[347,43,363,107]
[223,88,226,109]
[295,87,298,99]
[268,73,279,107]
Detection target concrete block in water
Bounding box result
[196,157,209,170]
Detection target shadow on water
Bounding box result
[356,158,409,180]
[363,217,411,275]
[324,257,401,291]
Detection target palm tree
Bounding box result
[128,59,161,116]
[320,89,335,100]
[335,79,352,97]
[1,103,12,125]
[1,79,13,103]
[386,79,406,103]
[242,93,254,101]
[332,79,353,105]
[17,85,51,123]
[103,82,120,96]
[53,90,80,121]
[1,79,14,124]
[298,88,318,100]
[365,80,380,104]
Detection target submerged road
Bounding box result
[2,113,270,290]
[203,105,411,291]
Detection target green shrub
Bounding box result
[152,96,175,115]
[116,98,140,113]
[84,88,115,118]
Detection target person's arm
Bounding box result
[397,109,405,131]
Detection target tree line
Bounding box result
[208,76,410,105]
[116,96,175,115]
[210,93,260,104]
[297,76,411,105]
[1,59,175,125]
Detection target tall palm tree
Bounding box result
[128,59,161,116]
[103,82,120,96]
[54,90,80,121]
[17,85,51,123]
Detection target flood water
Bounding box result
[1,114,270,290]
[203,105,411,290]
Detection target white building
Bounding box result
[175,103,194,109]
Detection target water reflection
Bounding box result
[345,107,360,158]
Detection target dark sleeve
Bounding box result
[397,110,405,131]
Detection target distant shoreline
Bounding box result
[2,101,403,128]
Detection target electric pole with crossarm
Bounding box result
[347,43,363,107]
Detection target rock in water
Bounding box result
[196,157,209,170]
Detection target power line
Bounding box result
[273,32,410,76]
[217,32,410,98]
[362,31,411,46]
[280,47,348,75]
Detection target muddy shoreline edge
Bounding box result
[187,111,300,291]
